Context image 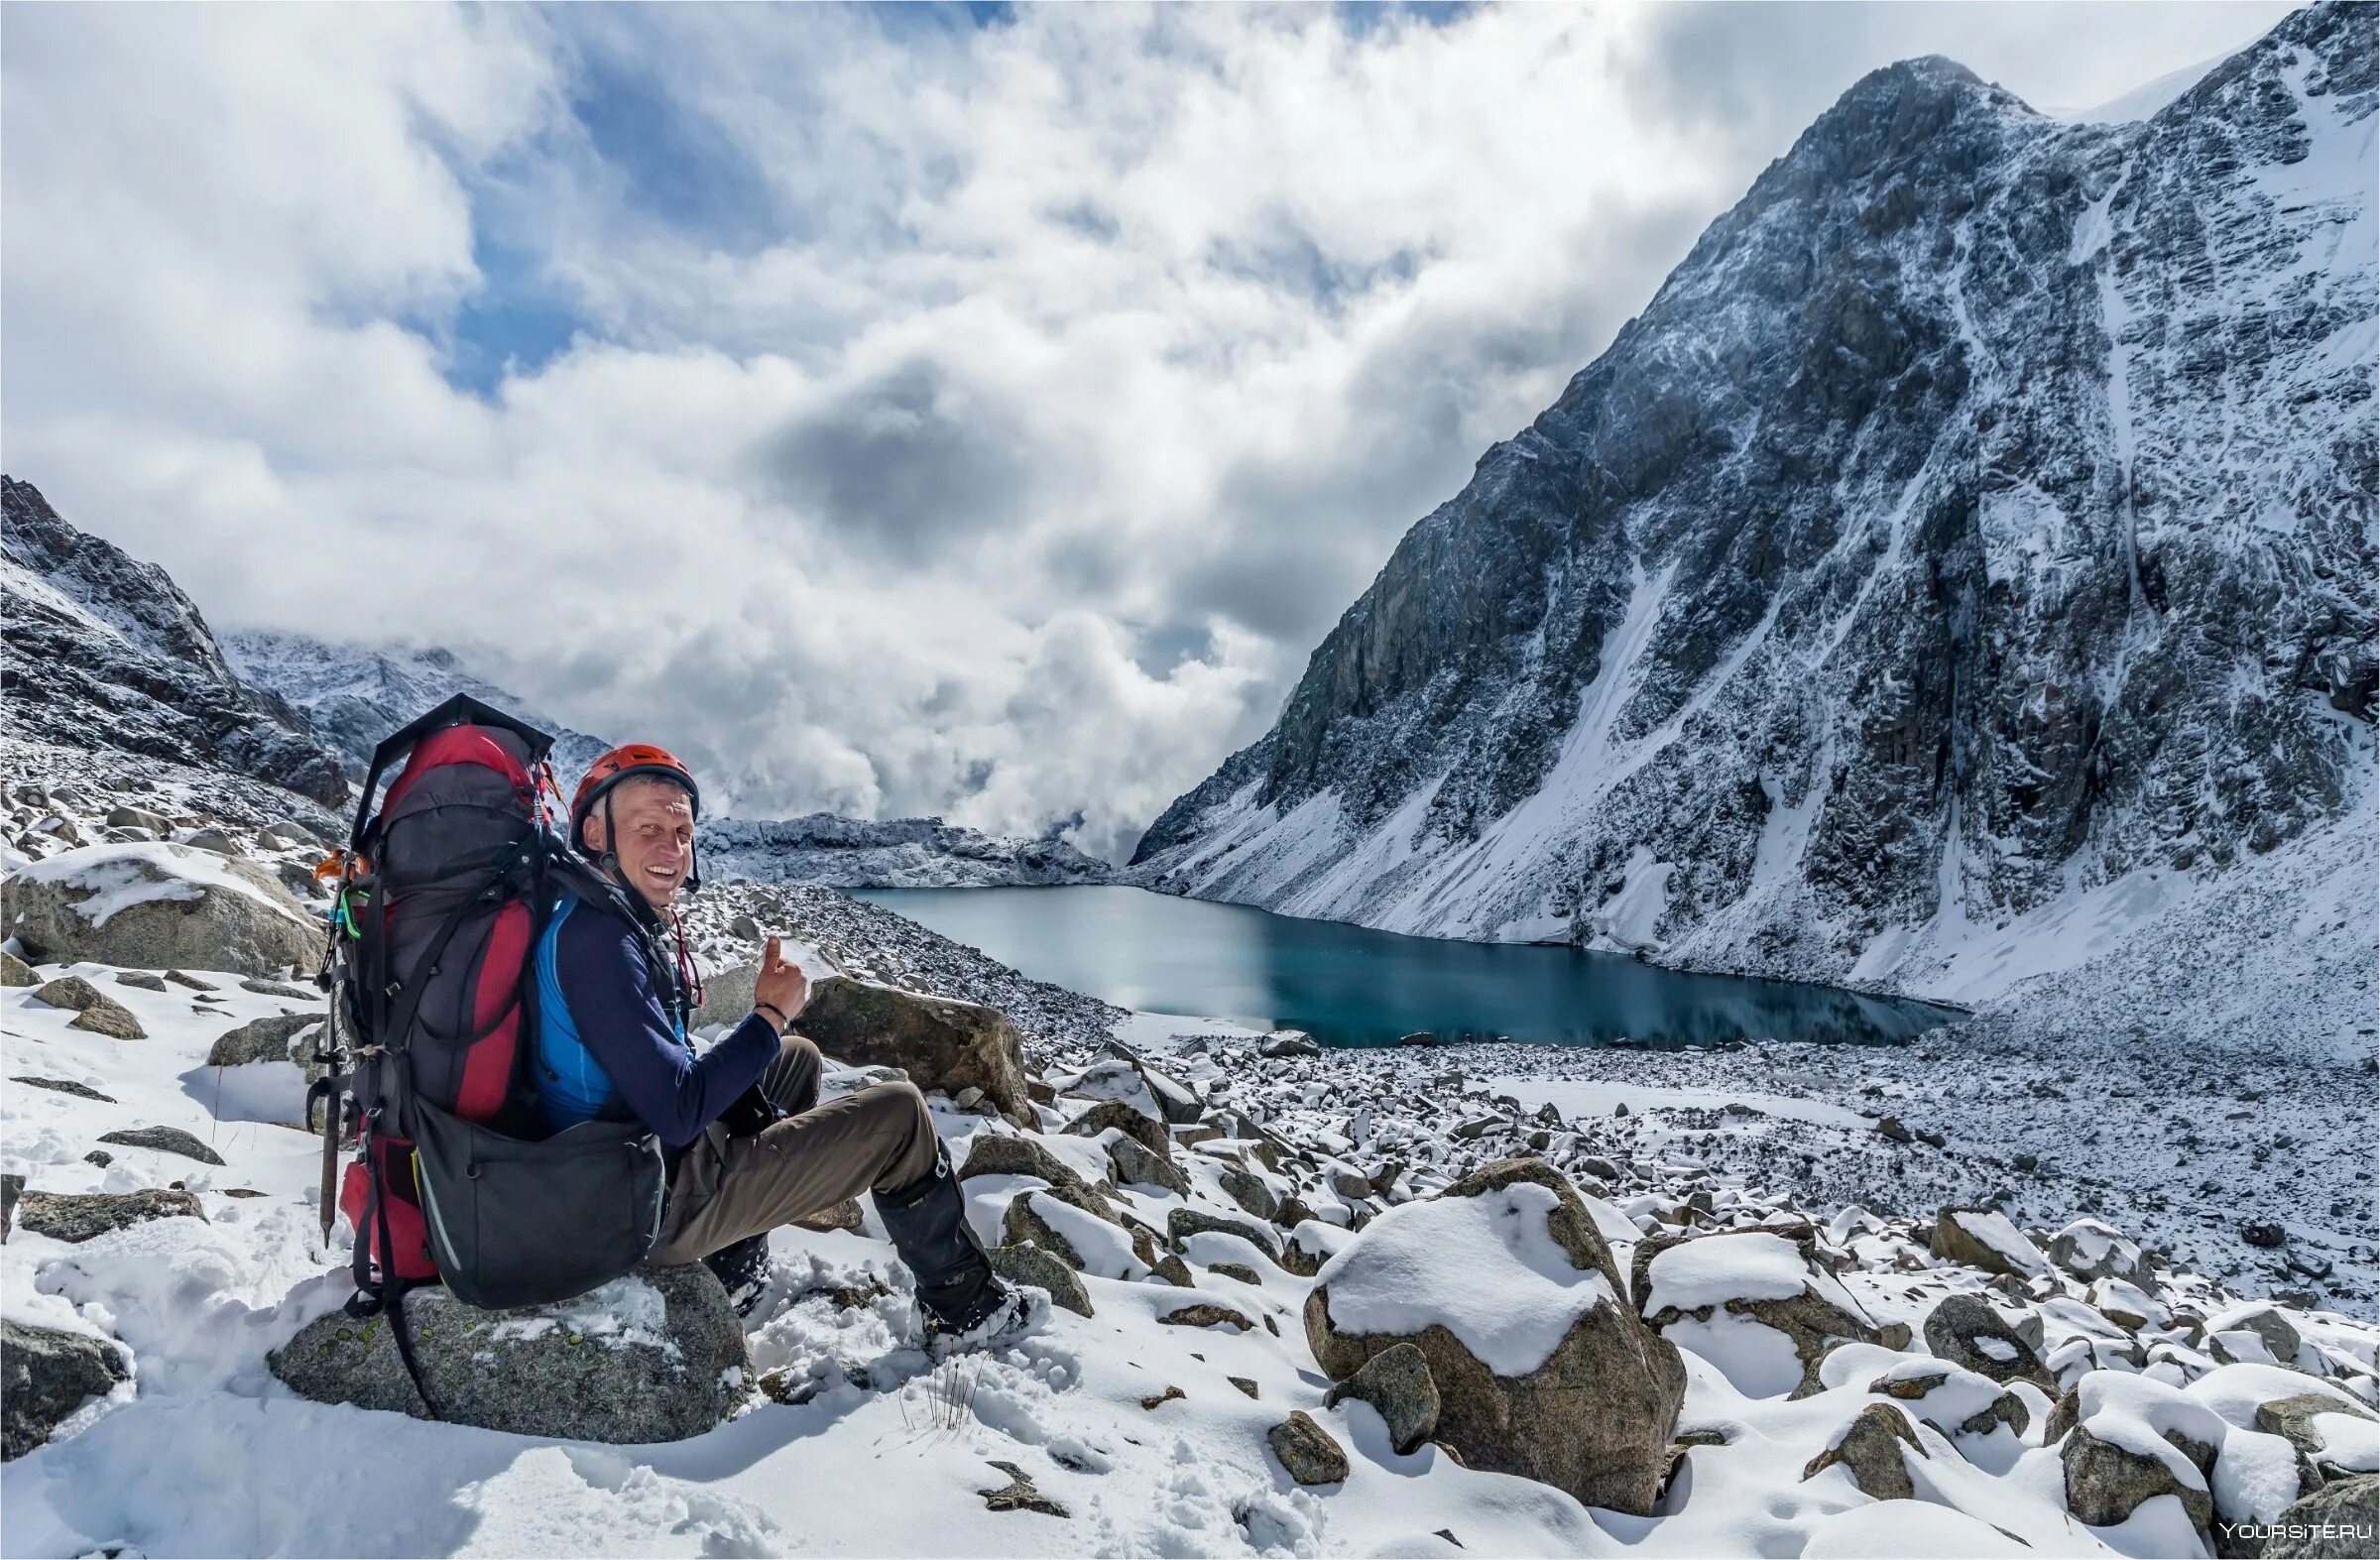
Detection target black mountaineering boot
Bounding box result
[874,1145,1043,1352]
[702,1232,772,1318]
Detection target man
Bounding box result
[535,741,1041,1352]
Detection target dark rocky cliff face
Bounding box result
[1,477,350,805]
[1132,5,2375,986]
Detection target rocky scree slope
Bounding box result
[1130,7,2376,1023]
[1,479,348,806]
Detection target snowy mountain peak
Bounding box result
[1130,3,2377,1050]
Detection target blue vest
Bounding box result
[535,893,687,1134]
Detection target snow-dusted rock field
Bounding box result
[6,748,2375,1557]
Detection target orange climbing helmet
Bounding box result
[570,743,701,858]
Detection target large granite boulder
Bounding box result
[205,1012,320,1067]
[794,977,1030,1125]
[2264,1477,2379,1558]
[270,1262,748,1444]
[1304,1156,1686,1515]
[7,843,323,978]
[2053,1374,2223,1532]
[1,1319,128,1460]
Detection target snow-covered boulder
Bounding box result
[2052,1373,2226,1533]
[270,1262,748,1444]
[2050,1217,2155,1288]
[1304,1156,1686,1515]
[1633,1225,1883,1398]
[1801,1402,1927,1501]
[1868,1357,2031,1447]
[1930,1207,2052,1283]
[6,842,322,978]
[1922,1292,2052,1387]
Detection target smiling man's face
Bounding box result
[583,776,696,909]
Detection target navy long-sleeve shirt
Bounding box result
[534,893,777,1147]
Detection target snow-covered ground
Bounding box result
[8,933,2377,1557]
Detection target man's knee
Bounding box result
[858,1081,939,1186]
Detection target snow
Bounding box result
[1641,1232,1810,1315]
[2211,1427,2307,1527]
[1314,1182,1615,1378]
[14,842,299,930]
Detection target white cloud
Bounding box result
[0,0,2296,858]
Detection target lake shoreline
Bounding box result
[853,882,1964,1050]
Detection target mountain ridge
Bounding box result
[1130,3,2376,1032]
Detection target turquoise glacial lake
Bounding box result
[850,884,1963,1050]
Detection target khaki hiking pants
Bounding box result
[649,1033,940,1265]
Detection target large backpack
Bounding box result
[314,694,666,1404]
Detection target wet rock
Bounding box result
[986,1242,1093,1318]
[1802,1402,1925,1500]
[1323,1341,1440,1456]
[95,1126,224,1165]
[1267,1411,1349,1486]
[15,1188,204,1243]
[270,1262,747,1444]
[1306,1157,1686,1516]
[1,1319,128,1460]
[8,843,325,978]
